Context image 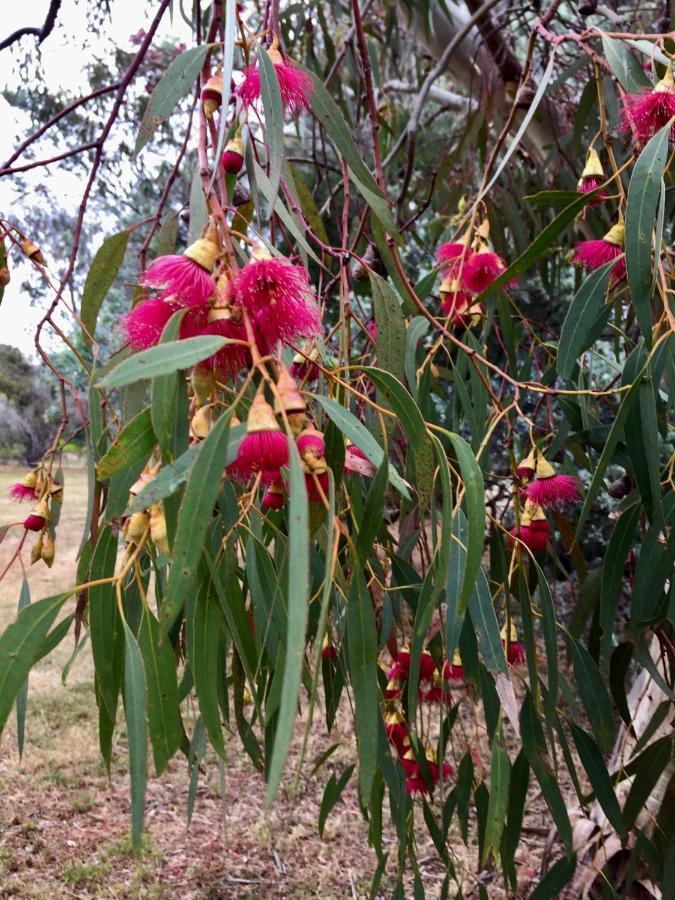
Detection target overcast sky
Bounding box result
[0,1,193,358]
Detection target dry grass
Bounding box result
[0,465,549,898]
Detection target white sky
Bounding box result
[0,0,194,358]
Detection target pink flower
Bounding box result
[305,470,329,503]
[573,237,626,284]
[510,521,550,552]
[384,713,408,750]
[621,72,675,146]
[442,658,465,683]
[505,641,526,666]
[462,251,507,293]
[524,474,580,508]
[262,484,285,510]
[384,676,402,700]
[437,242,473,275]
[9,483,36,502]
[140,236,219,307]
[196,318,250,378]
[577,176,606,205]
[577,148,606,205]
[122,299,207,351]
[237,57,312,116]
[297,427,326,458]
[230,255,321,348]
[439,282,473,325]
[344,443,376,477]
[236,392,289,479]
[23,513,45,532]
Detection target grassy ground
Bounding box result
[0,465,547,898]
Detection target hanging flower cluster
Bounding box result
[236,35,313,116]
[436,222,511,328]
[6,467,61,567]
[576,147,606,205]
[511,449,580,552]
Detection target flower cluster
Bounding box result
[436,229,511,328]
[7,467,61,566]
[511,449,580,552]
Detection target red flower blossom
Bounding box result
[196,317,250,378]
[297,427,326,459]
[140,234,219,307]
[524,474,580,507]
[387,662,405,681]
[23,513,45,532]
[230,254,321,348]
[419,672,452,704]
[506,641,526,665]
[621,68,675,146]
[237,42,312,115]
[236,391,289,479]
[515,452,536,481]
[262,482,286,510]
[384,712,409,750]
[462,251,508,293]
[510,522,550,552]
[9,482,36,502]
[321,634,338,659]
[572,221,626,284]
[384,676,403,700]
[437,241,473,277]
[577,148,606,205]
[439,277,472,321]
[221,134,244,174]
[122,298,179,350]
[305,470,329,503]
[344,443,376,477]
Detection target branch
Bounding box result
[382,80,474,112]
[2,83,120,169]
[0,0,62,52]
[0,141,98,176]
[464,0,523,83]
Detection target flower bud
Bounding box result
[41,532,55,568]
[202,73,223,118]
[30,534,44,564]
[191,405,213,440]
[24,496,50,532]
[21,237,46,266]
[149,505,170,555]
[221,133,244,174]
[125,510,150,543]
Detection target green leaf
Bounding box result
[623,735,673,829]
[136,45,213,153]
[405,316,430,394]
[98,336,228,389]
[482,741,510,865]
[316,395,411,498]
[347,570,379,801]
[570,723,626,839]
[625,376,663,524]
[626,122,671,346]
[354,454,389,563]
[88,526,123,723]
[568,633,615,752]
[361,367,433,509]
[371,273,406,386]
[481,192,599,297]
[601,35,652,93]
[161,410,232,634]
[122,621,147,852]
[191,577,225,758]
[153,211,180,257]
[447,432,485,615]
[525,190,587,207]
[15,578,31,759]
[557,262,614,378]
[125,442,202,514]
[0,593,67,737]
[520,693,572,853]
[97,407,156,481]
[600,505,639,660]
[318,765,355,837]
[257,45,284,218]
[80,231,129,341]
[251,160,322,264]
[138,607,182,775]
[151,310,189,461]
[529,853,577,900]
[266,440,310,803]
[469,569,507,674]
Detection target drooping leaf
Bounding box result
[97,407,156,481]
[14,578,31,759]
[557,261,614,379]
[136,45,213,153]
[98,337,228,389]
[257,45,285,218]
[80,231,129,341]
[138,607,183,774]
[266,439,310,803]
[122,621,147,852]
[625,122,671,346]
[161,410,232,634]
[570,723,626,839]
[568,632,615,752]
